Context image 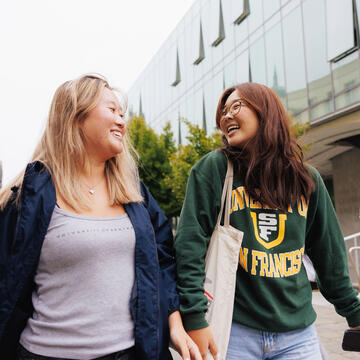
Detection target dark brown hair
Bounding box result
[215,83,315,212]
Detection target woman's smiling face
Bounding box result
[80,87,126,162]
[219,90,259,148]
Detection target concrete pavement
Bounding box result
[313,291,360,360]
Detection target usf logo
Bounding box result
[250,212,287,249]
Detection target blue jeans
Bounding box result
[226,322,322,360]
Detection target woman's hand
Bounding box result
[350,326,360,330]
[187,327,218,360]
[169,311,202,360]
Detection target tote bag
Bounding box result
[204,160,244,360]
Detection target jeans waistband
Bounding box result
[18,344,135,360]
[95,346,135,360]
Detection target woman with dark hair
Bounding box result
[175,83,360,359]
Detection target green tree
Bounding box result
[164,120,222,215]
[127,115,178,218]
[289,116,312,151]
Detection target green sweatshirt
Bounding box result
[175,150,360,332]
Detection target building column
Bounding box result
[331,147,360,237]
[331,148,360,286]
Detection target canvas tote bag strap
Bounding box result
[216,159,234,226]
[223,160,234,226]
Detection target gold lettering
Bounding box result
[239,187,250,208]
[248,248,306,278]
[230,191,235,214]
[250,196,262,209]
[259,252,269,277]
[268,253,279,278]
[282,252,292,276]
[290,251,295,275]
[274,254,284,277]
[232,188,245,212]
[298,195,309,218]
[239,247,248,272]
[293,250,301,273]
[251,250,261,275]
[299,247,305,273]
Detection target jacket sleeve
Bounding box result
[0,190,19,347]
[174,158,224,331]
[0,191,18,291]
[140,182,179,315]
[305,169,360,327]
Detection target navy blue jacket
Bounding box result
[0,162,179,359]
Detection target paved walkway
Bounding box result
[313,291,360,360]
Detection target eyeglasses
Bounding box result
[221,99,243,119]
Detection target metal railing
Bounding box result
[344,232,360,289]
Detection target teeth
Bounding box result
[112,131,122,138]
[227,126,240,133]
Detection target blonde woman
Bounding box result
[0,74,200,360]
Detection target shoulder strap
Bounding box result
[216,160,233,226]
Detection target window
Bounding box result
[265,23,286,106]
[200,1,213,74]
[171,49,181,86]
[282,7,308,119]
[139,94,144,118]
[194,21,205,65]
[263,0,280,21]
[193,89,203,128]
[248,0,263,33]
[202,96,207,134]
[236,50,250,84]
[178,115,182,145]
[203,80,213,134]
[222,0,236,56]
[212,0,225,47]
[303,0,333,120]
[185,91,196,126]
[234,0,250,25]
[203,72,223,133]
[332,51,360,109]
[326,0,358,62]
[250,37,266,85]
[224,58,237,88]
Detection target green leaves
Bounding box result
[127,116,221,218]
[289,115,312,152]
[164,120,222,213]
[127,115,177,218]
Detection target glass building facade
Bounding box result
[129,0,360,140]
[128,0,360,238]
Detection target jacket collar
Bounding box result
[22,161,54,195]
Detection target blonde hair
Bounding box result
[0,74,143,210]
